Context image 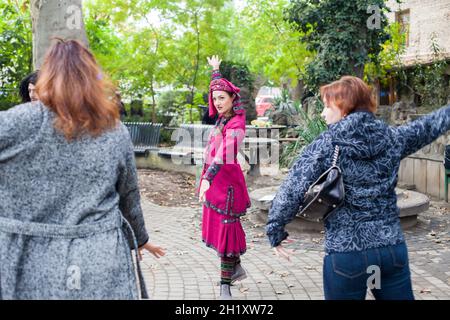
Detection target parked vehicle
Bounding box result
[255,95,275,116]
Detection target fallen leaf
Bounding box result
[239,287,249,293]
[277,271,290,278]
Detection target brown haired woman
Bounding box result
[0,39,165,299]
[267,75,450,300]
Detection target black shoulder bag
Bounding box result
[297,145,345,222]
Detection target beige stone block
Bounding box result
[413,158,427,193]
[426,161,441,199]
[399,158,415,185]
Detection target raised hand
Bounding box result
[207,55,222,70]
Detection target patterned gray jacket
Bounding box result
[0,102,149,299]
[267,105,450,253]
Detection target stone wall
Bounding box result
[385,0,450,65]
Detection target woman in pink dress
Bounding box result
[198,55,251,300]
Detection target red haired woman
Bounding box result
[0,39,164,299]
[267,75,450,300]
[198,55,251,300]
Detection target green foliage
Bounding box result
[288,0,396,91]
[402,36,449,110]
[364,22,406,85]
[153,90,205,126]
[231,0,312,88]
[273,89,298,114]
[0,0,32,107]
[220,61,254,91]
[84,0,233,123]
[280,106,327,168]
[265,89,299,125]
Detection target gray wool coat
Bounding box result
[0,102,149,299]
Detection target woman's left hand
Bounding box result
[198,179,210,203]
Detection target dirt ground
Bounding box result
[137,168,285,208]
[137,169,198,207]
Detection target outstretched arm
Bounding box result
[266,134,331,247]
[394,104,450,159]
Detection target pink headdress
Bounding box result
[208,78,244,117]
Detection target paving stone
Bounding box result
[140,197,450,300]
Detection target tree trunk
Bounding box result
[150,78,157,123]
[31,0,88,69]
[189,11,200,124]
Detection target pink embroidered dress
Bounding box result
[200,69,251,257]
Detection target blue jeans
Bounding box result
[323,242,414,300]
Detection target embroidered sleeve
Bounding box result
[203,162,222,183]
[266,134,331,247]
[394,104,450,159]
[212,69,222,80]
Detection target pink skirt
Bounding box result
[202,205,246,257]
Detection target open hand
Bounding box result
[207,55,222,70]
[198,179,210,203]
[273,244,295,262]
[138,242,166,260]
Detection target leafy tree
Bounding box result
[85,0,235,123]
[233,0,312,90]
[0,0,32,109]
[288,0,398,91]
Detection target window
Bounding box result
[396,9,410,47]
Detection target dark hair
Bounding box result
[19,71,39,103]
[36,38,119,140]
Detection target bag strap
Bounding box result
[332,145,340,166]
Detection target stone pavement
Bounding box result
[139,199,450,300]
